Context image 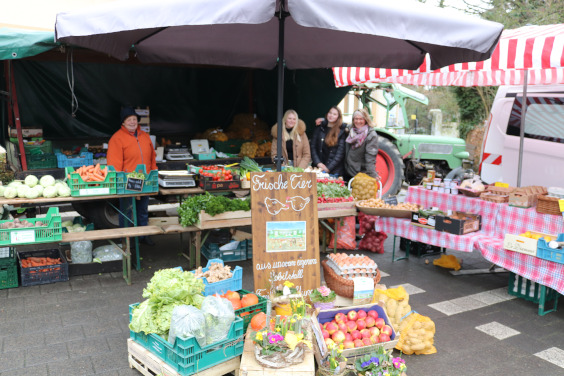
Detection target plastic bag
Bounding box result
[432,254,461,271]
[70,241,93,263]
[396,312,437,355]
[201,295,235,345]
[372,286,411,329]
[328,216,356,250]
[168,305,206,347]
[92,244,123,261]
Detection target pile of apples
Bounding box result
[319,309,394,349]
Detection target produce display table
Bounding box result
[372,186,564,297]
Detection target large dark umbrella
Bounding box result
[55,0,503,170]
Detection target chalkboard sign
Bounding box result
[384,196,398,205]
[126,177,144,192]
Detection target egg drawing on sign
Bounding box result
[286,196,310,211]
[264,197,289,215]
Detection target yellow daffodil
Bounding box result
[256,332,263,341]
[284,281,294,288]
[297,333,304,340]
[284,332,312,350]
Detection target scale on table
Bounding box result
[164,144,193,161]
[158,170,196,187]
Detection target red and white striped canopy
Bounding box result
[333,24,564,87]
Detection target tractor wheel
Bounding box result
[72,200,120,229]
[375,138,404,197]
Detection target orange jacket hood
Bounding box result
[107,126,157,173]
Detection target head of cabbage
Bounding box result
[40,175,56,188]
[3,186,17,199]
[17,185,30,198]
[24,175,38,188]
[43,185,58,198]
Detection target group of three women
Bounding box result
[271,107,378,180]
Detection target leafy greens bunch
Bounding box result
[129,268,205,338]
[178,192,250,226]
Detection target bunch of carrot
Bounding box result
[72,164,108,182]
[21,256,62,270]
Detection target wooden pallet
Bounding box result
[127,339,241,376]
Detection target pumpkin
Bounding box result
[225,290,241,301]
[241,293,259,308]
[251,312,267,331]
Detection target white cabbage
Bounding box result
[39,175,56,188]
[24,175,38,188]
[57,185,71,197]
[3,187,17,199]
[43,186,58,198]
[17,185,30,198]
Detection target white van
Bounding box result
[480,84,564,187]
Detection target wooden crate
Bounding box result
[197,210,251,229]
[239,328,315,376]
[127,338,241,376]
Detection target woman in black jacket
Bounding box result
[311,106,347,177]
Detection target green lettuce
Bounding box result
[129,268,206,337]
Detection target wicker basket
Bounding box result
[536,194,562,215]
[321,260,381,299]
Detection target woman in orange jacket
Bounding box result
[107,106,157,245]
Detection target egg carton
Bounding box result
[326,254,377,276]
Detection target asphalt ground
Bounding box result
[1,232,563,376]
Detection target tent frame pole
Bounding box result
[517,69,528,187]
[275,3,287,172]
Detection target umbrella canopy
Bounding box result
[55,0,503,71]
[333,24,564,87]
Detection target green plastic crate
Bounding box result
[129,303,244,376]
[0,247,16,267]
[0,207,62,246]
[65,165,117,197]
[213,139,245,154]
[235,289,267,333]
[22,140,52,155]
[116,164,158,194]
[201,240,248,262]
[25,153,58,169]
[508,272,559,316]
[0,263,18,289]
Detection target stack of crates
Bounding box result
[0,247,18,289]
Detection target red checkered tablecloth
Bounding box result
[373,186,564,294]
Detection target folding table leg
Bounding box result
[392,236,409,262]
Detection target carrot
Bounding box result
[91,173,105,181]
[102,166,108,176]
[76,166,83,175]
[94,163,101,174]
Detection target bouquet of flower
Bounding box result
[271,280,310,316]
[354,346,406,376]
[318,342,348,376]
[310,286,337,310]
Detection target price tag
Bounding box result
[494,182,509,188]
[126,178,144,192]
[384,196,398,205]
[79,187,110,196]
[559,199,564,212]
[10,230,35,244]
[353,277,375,305]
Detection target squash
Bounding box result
[251,312,267,331]
[241,293,259,308]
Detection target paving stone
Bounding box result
[2,332,45,352]
[23,314,63,333]
[0,322,25,338]
[105,333,129,352]
[99,277,127,288]
[82,319,123,338]
[390,282,425,295]
[44,325,85,345]
[70,278,102,290]
[67,337,110,359]
[0,363,47,376]
[56,289,93,304]
[25,342,68,366]
[475,321,521,340]
[47,356,95,375]
[0,297,24,310]
[91,347,129,374]
[117,367,141,376]
[60,308,99,327]
[39,281,72,295]
[449,295,489,311]
[0,351,25,372]
[535,347,564,369]
[6,286,41,299]
[428,300,467,316]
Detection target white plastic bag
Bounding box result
[70,241,93,263]
[201,295,235,345]
[168,305,206,347]
[92,244,123,261]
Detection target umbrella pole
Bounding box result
[275,3,287,172]
[517,69,528,187]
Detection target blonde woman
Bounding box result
[345,108,379,179]
[271,109,311,169]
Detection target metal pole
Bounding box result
[516,70,528,187]
[275,3,286,172]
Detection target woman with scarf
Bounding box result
[311,106,347,176]
[344,108,379,180]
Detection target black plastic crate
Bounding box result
[17,248,69,286]
[399,238,442,257]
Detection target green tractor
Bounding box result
[354,83,469,196]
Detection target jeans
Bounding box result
[119,196,149,239]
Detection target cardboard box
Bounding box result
[8,127,43,138]
[508,186,547,208]
[135,107,150,133]
[311,302,398,364]
[503,232,555,257]
[435,212,482,235]
[411,211,437,229]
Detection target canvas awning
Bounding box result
[333,24,564,87]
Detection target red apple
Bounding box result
[365,316,376,328]
[325,338,335,347]
[369,327,380,337]
[381,325,393,337]
[332,330,346,344]
[360,329,371,339]
[374,318,385,330]
[343,340,355,349]
[325,322,338,335]
[353,339,364,348]
[378,333,391,343]
[319,323,324,331]
[346,320,357,333]
[351,330,361,341]
[335,313,347,325]
[345,333,353,342]
[356,310,367,320]
[356,319,366,331]
[338,322,348,333]
[322,329,330,339]
[362,337,372,346]
[370,334,379,344]
[347,310,358,321]
[367,310,379,320]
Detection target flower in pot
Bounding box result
[310,286,337,310]
[354,346,407,376]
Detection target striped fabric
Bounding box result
[333,24,564,87]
